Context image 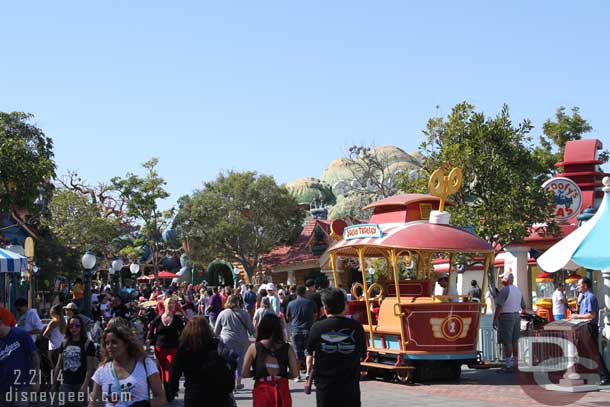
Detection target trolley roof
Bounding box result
[327,221,494,256]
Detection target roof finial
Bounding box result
[428,167,463,212]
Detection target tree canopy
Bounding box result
[42,188,124,256]
[533,106,601,177]
[173,171,304,278]
[0,112,56,215]
[111,158,172,273]
[399,102,557,251]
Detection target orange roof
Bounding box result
[263,218,331,269]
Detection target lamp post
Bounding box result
[130,262,140,288]
[368,266,375,285]
[111,258,123,296]
[130,262,140,276]
[81,251,96,318]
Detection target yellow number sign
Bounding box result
[427,167,463,212]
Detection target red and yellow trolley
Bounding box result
[324,168,494,382]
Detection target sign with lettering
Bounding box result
[343,224,383,240]
[542,177,582,221]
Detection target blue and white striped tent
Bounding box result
[538,176,610,272]
[0,248,28,273]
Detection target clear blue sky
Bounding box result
[2,1,609,209]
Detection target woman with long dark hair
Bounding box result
[169,316,235,406]
[242,314,299,407]
[88,326,165,407]
[54,315,94,407]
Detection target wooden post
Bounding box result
[24,237,34,309]
[358,247,375,349]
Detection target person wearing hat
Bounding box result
[266,283,281,315]
[435,274,459,301]
[63,302,95,334]
[493,273,526,373]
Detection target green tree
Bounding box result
[0,112,56,214]
[173,171,304,279]
[399,102,557,252]
[533,106,602,176]
[41,188,124,257]
[111,158,172,275]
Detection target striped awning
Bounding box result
[0,248,28,273]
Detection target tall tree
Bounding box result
[399,102,557,252]
[111,158,172,275]
[533,106,604,177]
[41,188,124,258]
[173,171,304,279]
[0,112,56,216]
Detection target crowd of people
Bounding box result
[0,277,366,407]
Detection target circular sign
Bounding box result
[542,177,582,221]
[440,316,464,341]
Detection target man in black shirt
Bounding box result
[305,288,366,407]
[305,279,322,321]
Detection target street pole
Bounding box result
[81,251,96,318]
[83,268,92,318]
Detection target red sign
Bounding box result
[343,224,383,240]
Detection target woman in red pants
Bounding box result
[148,296,184,402]
[242,314,299,407]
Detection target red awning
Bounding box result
[158,271,179,279]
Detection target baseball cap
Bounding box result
[63,302,78,311]
[266,283,276,292]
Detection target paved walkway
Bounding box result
[208,368,609,407]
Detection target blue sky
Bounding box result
[2,1,609,209]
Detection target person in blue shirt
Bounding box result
[243,285,257,320]
[570,277,609,385]
[286,285,317,382]
[0,311,40,405]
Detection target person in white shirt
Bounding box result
[551,283,566,320]
[14,297,43,339]
[493,273,527,372]
[435,274,459,302]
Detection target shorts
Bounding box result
[497,312,521,345]
[290,330,310,362]
[553,314,565,320]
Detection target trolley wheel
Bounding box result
[396,368,417,384]
[451,363,462,380]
